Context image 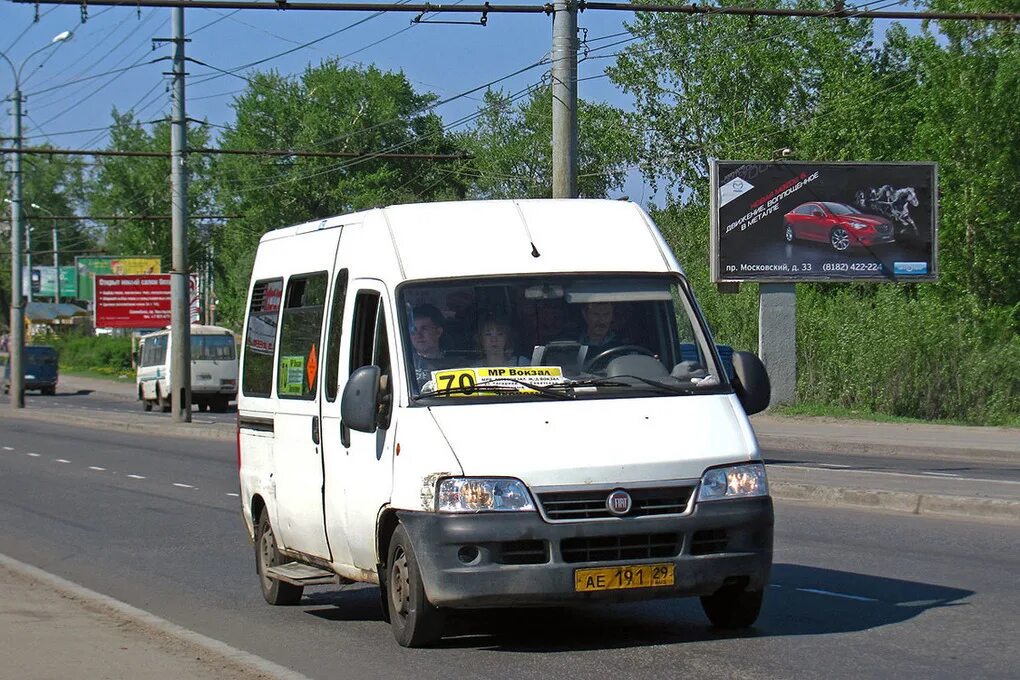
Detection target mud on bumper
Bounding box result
[398,496,773,609]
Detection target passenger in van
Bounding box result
[409,303,448,387]
[476,314,528,367]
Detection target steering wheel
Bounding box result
[583,344,657,372]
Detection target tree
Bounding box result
[212,60,467,327]
[461,87,638,199]
[87,111,216,271]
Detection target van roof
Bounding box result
[257,199,679,281]
[138,324,235,339]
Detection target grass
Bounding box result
[59,366,136,383]
[773,401,1020,428]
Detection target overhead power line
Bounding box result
[1,147,472,160]
[13,0,1020,21]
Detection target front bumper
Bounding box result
[398,496,773,608]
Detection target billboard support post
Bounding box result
[758,283,797,407]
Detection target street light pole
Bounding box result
[2,30,73,408]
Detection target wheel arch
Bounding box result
[376,506,400,568]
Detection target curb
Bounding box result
[0,553,312,680]
[771,482,1020,523]
[757,434,1018,463]
[6,408,234,442]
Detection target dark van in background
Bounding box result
[3,345,59,395]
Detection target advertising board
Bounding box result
[711,161,937,282]
[23,266,77,298]
[76,256,162,303]
[94,274,200,329]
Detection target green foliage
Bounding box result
[212,61,467,327]
[611,2,1020,423]
[461,87,638,199]
[50,334,133,374]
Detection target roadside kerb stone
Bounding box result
[6,407,234,442]
[771,482,1020,523]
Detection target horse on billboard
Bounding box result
[854,185,920,236]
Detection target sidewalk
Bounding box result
[0,555,307,680]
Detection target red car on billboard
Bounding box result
[783,201,895,252]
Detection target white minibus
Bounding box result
[137,324,238,412]
[238,200,773,647]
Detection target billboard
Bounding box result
[24,266,77,298]
[94,274,200,329]
[711,161,937,282]
[76,256,162,303]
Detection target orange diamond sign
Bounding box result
[306,344,318,390]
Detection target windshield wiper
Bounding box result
[414,378,574,401]
[573,375,699,395]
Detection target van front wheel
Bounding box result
[255,510,303,606]
[700,585,764,629]
[386,524,445,647]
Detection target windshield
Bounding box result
[823,202,861,215]
[191,334,236,361]
[398,275,727,402]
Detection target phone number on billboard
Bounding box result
[821,262,884,273]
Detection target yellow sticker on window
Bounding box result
[430,366,565,396]
[280,356,305,395]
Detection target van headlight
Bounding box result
[697,464,768,502]
[436,478,535,512]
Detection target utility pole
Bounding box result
[25,222,32,302]
[550,0,578,199]
[8,88,25,407]
[167,7,192,422]
[52,224,59,304]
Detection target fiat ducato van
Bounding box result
[237,199,773,647]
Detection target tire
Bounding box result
[830,227,851,252]
[255,510,304,606]
[386,524,445,647]
[700,585,764,629]
[42,386,56,396]
[784,222,795,243]
[143,398,153,412]
[157,385,171,413]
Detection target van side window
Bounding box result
[277,272,328,400]
[349,290,392,427]
[242,278,284,398]
[324,269,349,403]
[149,335,167,366]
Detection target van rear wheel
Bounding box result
[156,385,171,413]
[700,584,764,629]
[386,524,445,647]
[255,510,304,606]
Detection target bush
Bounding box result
[50,334,133,375]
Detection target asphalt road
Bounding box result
[0,418,1016,679]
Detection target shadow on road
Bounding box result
[300,563,972,652]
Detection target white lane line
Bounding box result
[126,474,146,480]
[172,483,195,489]
[817,463,852,469]
[2,446,13,451]
[226,492,239,497]
[922,471,960,478]
[796,587,878,602]
[88,466,106,472]
[55,459,71,464]
[27,453,41,457]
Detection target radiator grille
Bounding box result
[690,529,729,555]
[496,540,548,565]
[537,485,695,521]
[560,533,680,564]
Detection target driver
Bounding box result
[579,302,618,357]
[409,303,447,388]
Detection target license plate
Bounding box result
[574,563,675,592]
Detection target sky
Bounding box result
[0,2,654,202]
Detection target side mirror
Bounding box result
[731,351,770,416]
[341,365,382,433]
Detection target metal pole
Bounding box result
[169,6,192,422]
[52,224,59,304]
[551,0,577,199]
[8,88,25,407]
[25,223,32,302]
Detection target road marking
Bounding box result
[226,492,239,497]
[173,483,195,489]
[55,459,71,464]
[922,471,960,478]
[796,587,878,602]
[126,474,146,479]
[27,453,41,457]
[2,446,13,451]
[88,466,106,471]
[816,463,852,469]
